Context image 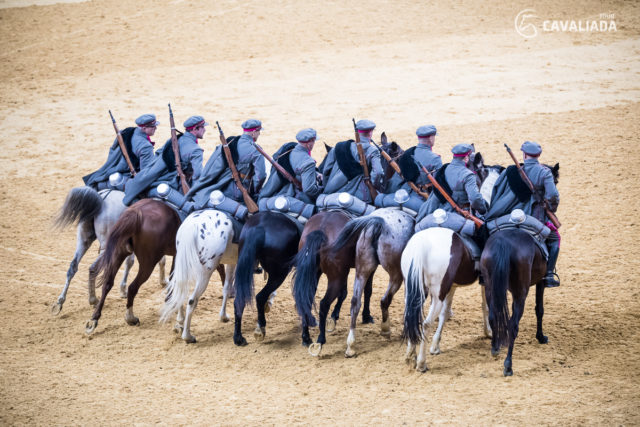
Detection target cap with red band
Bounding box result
[241,119,262,132]
[452,143,473,157]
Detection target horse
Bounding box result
[400,156,503,372]
[481,162,560,376]
[322,208,414,357]
[52,187,169,315]
[85,198,181,334]
[232,211,302,346]
[159,209,237,343]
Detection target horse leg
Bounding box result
[183,268,214,344]
[417,294,440,372]
[254,267,288,341]
[118,254,135,298]
[86,256,123,334]
[504,296,527,376]
[174,304,185,334]
[53,221,94,315]
[124,257,156,327]
[220,264,235,323]
[380,270,403,338]
[157,255,168,287]
[431,286,457,355]
[309,277,345,357]
[361,273,375,324]
[266,290,277,314]
[327,275,344,332]
[345,271,371,358]
[405,341,417,368]
[481,285,492,338]
[87,253,101,305]
[535,282,548,344]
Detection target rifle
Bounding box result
[108,110,136,177]
[254,143,303,191]
[504,144,561,228]
[418,161,484,228]
[352,118,378,200]
[168,104,190,194]
[370,139,430,200]
[216,121,258,213]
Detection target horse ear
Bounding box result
[381,132,388,144]
[391,141,399,151]
[471,143,476,152]
[553,162,560,172]
[473,152,484,168]
[324,142,332,153]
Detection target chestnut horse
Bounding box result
[85,199,181,334]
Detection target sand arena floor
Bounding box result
[0,0,639,424]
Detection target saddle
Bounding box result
[486,213,550,259]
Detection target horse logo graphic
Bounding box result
[515,9,538,38]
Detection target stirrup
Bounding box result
[544,272,560,288]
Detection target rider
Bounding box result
[322,119,383,204]
[121,115,208,206]
[486,141,561,287]
[415,143,487,222]
[83,113,158,189]
[188,119,266,210]
[259,128,322,204]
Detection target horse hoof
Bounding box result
[234,336,248,347]
[50,302,63,316]
[362,315,375,325]
[184,335,197,344]
[326,318,336,333]
[219,314,230,323]
[125,316,140,326]
[264,302,271,314]
[162,280,169,288]
[308,343,322,357]
[430,347,441,355]
[308,316,318,328]
[503,367,513,377]
[88,296,98,306]
[416,362,429,373]
[345,348,356,358]
[491,347,500,357]
[405,356,416,368]
[380,321,391,337]
[173,323,183,334]
[254,326,265,341]
[119,290,127,299]
[537,334,548,344]
[302,338,312,348]
[85,319,98,335]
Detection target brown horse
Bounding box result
[85,199,181,334]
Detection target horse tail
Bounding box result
[401,235,427,344]
[292,230,327,323]
[160,218,201,323]
[54,186,103,228]
[488,237,512,348]
[95,206,141,290]
[234,226,266,312]
[331,216,385,254]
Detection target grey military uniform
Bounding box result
[260,143,321,204]
[130,127,155,171]
[188,133,266,210]
[486,158,559,222]
[416,157,487,222]
[387,144,442,193]
[322,136,383,204]
[178,132,204,181]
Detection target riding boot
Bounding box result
[544,237,560,288]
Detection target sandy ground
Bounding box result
[0,0,639,424]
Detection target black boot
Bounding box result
[544,237,560,288]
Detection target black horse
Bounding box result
[233,211,302,346]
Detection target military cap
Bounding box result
[355,119,376,132]
[416,125,437,137]
[521,140,542,157]
[135,114,159,127]
[183,115,209,130]
[242,119,262,131]
[296,128,317,142]
[452,143,473,157]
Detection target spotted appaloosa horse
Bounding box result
[85,199,180,334]
[328,207,415,357]
[53,187,169,315]
[160,209,237,343]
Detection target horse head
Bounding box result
[379,131,404,187]
[316,142,334,175]
[546,163,560,184]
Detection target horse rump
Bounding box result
[330,216,385,255]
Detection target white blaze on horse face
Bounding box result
[480,169,500,204]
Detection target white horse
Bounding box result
[53,187,168,315]
[160,209,237,343]
[401,166,501,371]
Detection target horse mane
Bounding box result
[397,146,418,183]
[432,163,453,204]
[334,139,362,180]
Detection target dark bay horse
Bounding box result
[232,211,302,346]
[329,208,415,357]
[85,199,181,334]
